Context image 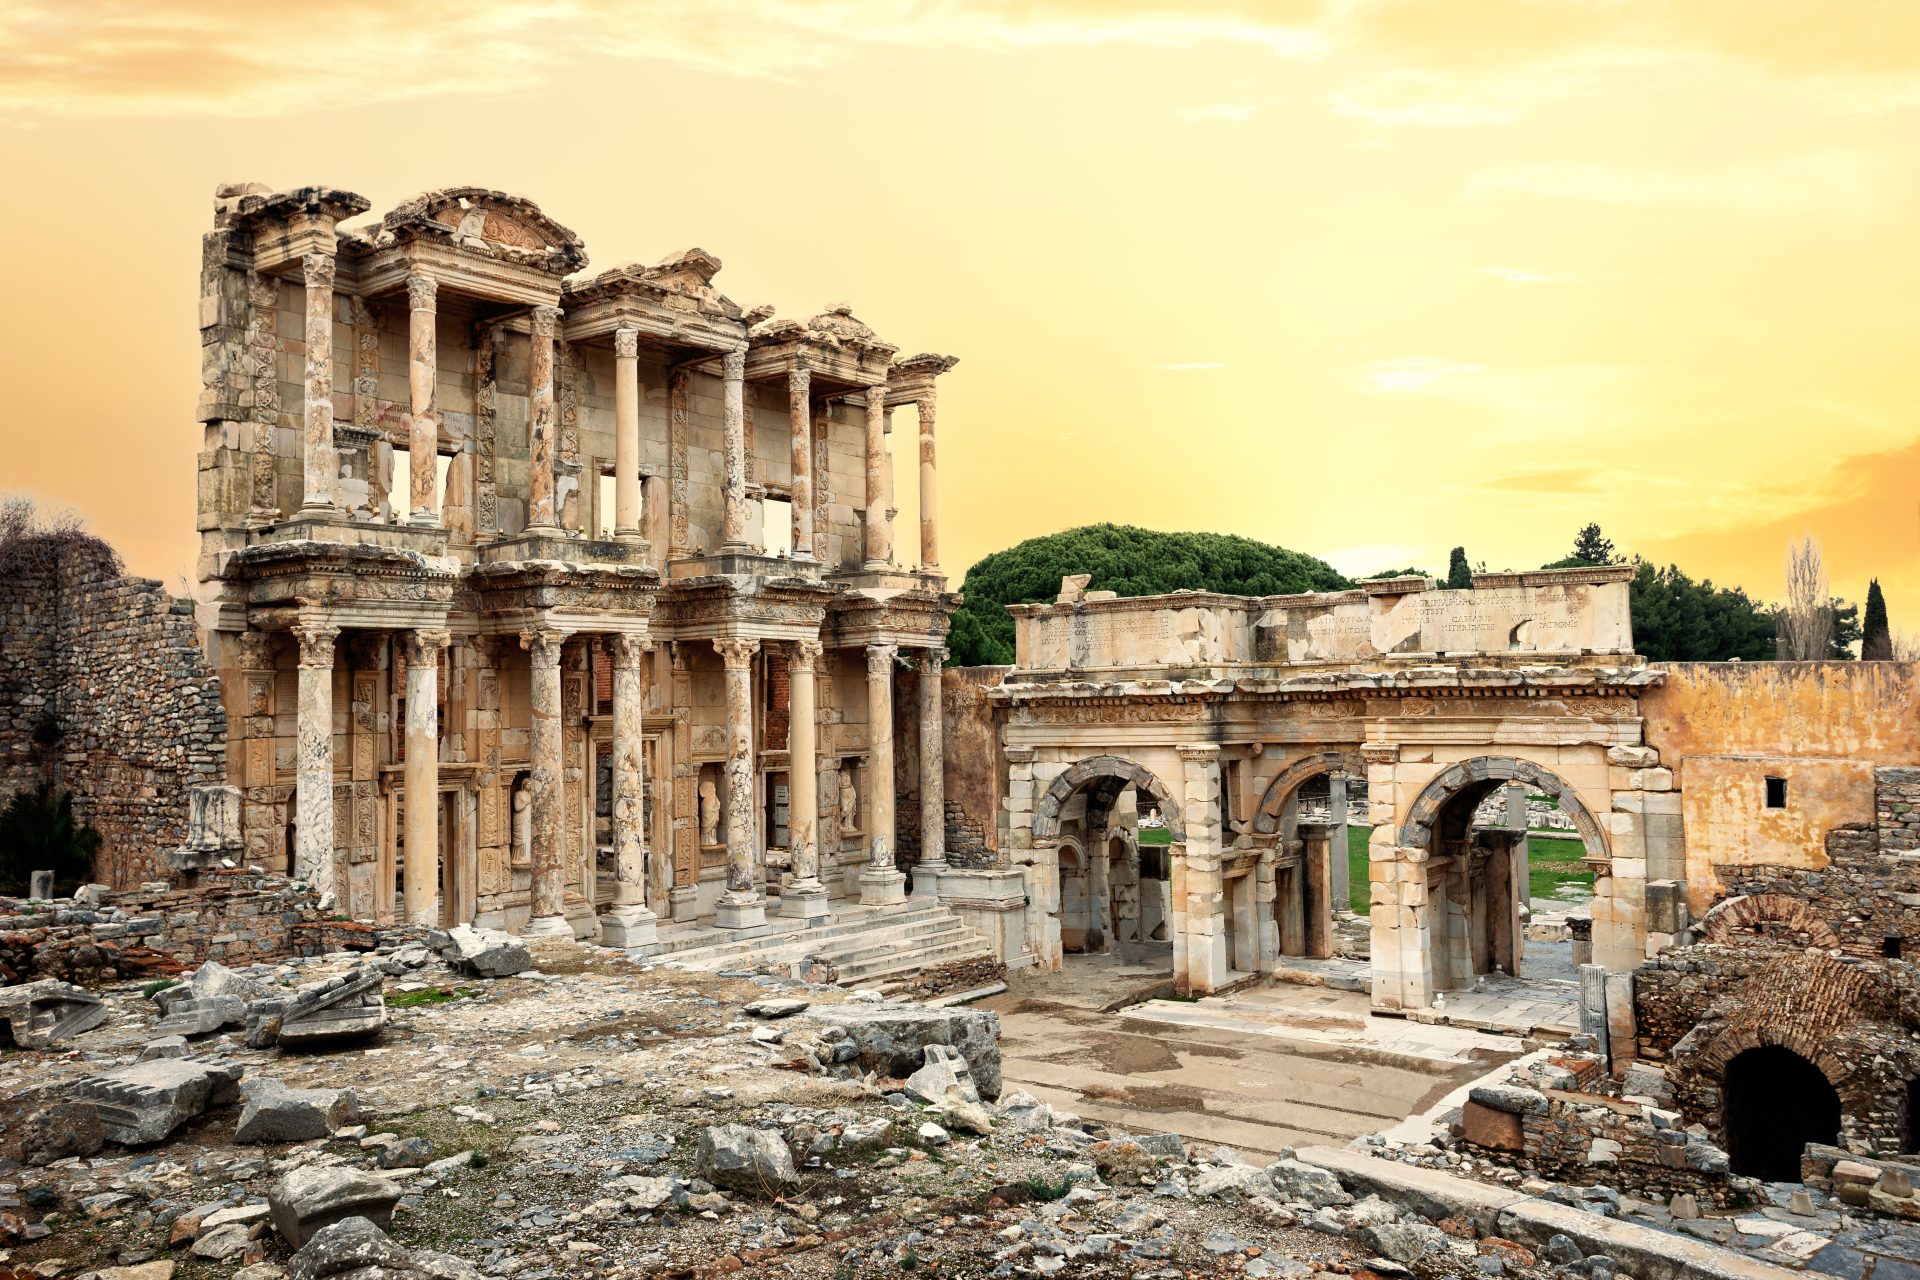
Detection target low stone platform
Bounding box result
[656,902,995,990]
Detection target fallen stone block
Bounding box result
[70,1058,245,1146]
[1265,1157,1353,1209]
[1462,1100,1526,1152]
[800,1004,1002,1099]
[155,959,267,1013]
[139,1035,191,1061]
[235,1077,363,1143]
[287,1216,480,1280]
[433,925,530,979]
[743,997,809,1019]
[254,966,386,1050]
[21,1099,106,1166]
[694,1124,799,1194]
[268,1166,403,1246]
[0,979,109,1048]
[153,995,249,1038]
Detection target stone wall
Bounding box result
[0,537,227,887]
[941,666,1005,868]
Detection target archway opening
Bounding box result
[1255,757,1370,962]
[1426,777,1528,991]
[1724,1046,1839,1181]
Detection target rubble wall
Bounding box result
[0,540,227,888]
[942,666,1006,866]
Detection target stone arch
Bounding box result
[1034,755,1184,843]
[1396,755,1609,860]
[1252,750,1368,835]
[1697,894,1841,949]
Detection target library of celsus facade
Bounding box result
[189,184,959,942]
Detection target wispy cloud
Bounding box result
[1360,358,1483,394]
[1178,102,1257,123]
[1154,361,1226,370]
[1464,152,1887,216]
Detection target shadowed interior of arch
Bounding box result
[1723,1046,1840,1182]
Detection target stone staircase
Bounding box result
[654,902,996,991]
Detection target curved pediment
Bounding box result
[381,188,587,274]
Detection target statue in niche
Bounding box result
[511,776,532,868]
[837,766,859,837]
[699,778,721,847]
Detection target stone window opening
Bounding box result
[759,494,793,559]
[388,450,453,525]
[1765,775,1788,809]
[1886,936,1904,959]
[1722,1045,1839,1181]
[596,470,617,539]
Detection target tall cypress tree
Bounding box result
[1445,547,1473,589]
[1864,579,1893,660]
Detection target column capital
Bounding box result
[714,637,760,670]
[530,305,561,337]
[865,382,889,409]
[866,642,898,675]
[407,273,438,310]
[1360,743,1400,765]
[791,638,825,668]
[1177,743,1221,762]
[520,626,570,665]
[301,252,336,289]
[918,396,937,428]
[614,325,640,359]
[403,628,451,663]
[722,348,746,380]
[609,632,652,667]
[921,647,948,671]
[293,622,340,669]
[788,364,810,395]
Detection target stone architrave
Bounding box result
[521,626,571,936]
[719,349,750,550]
[525,306,561,535]
[601,633,659,947]
[299,253,339,515]
[714,638,765,928]
[294,621,341,903]
[402,629,449,925]
[914,649,948,898]
[787,364,814,559]
[863,384,891,568]
[406,273,439,525]
[860,643,907,906]
[917,394,939,571]
[0,980,108,1047]
[778,640,829,920]
[612,326,643,542]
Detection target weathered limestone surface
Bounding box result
[71,1057,246,1145]
[0,978,109,1047]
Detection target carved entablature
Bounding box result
[467,560,661,634]
[886,353,960,406]
[376,188,586,274]
[652,576,837,641]
[744,304,898,390]
[561,252,747,356]
[222,186,373,272]
[226,541,458,623]
[828,587,961,651]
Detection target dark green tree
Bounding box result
[1543,522,1622,569]
[1864,579,1893,659]
[1445,547,1473,590]
[0,784,101,896]
[947,524,1352,666]
[1626,561,1778,662]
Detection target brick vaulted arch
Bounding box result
[1033,755,1184,843]
[1396,755,1609,860]
[1697,894,1841,949]
[1252,750,1368,835]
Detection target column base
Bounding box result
[911,862,949,901]
[777,882,832,921]
[714,893,767,930]
[408,899,442,928]
[859,867,909,907]
[669,885,700,922]
[599,905,659,948]
[523,914,573,938]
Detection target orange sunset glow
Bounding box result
[3,1,1917,623]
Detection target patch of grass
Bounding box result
[1138,827,1171,846]
[1344,825,1593,911]
[1021,1173,1074,1203]
[141,978,180,999]
[384,986,482,1008]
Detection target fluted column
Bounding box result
[860,642,907,905]
[779,639,829,919]
[788,365,814,560]
[714,638,765,927]
[914,648,947,898]
[521,626,571,935]
[293,620,341,903]
[720,350,751,551]
[601,633,658,946]
[613,327,643,543]
[863,384,891,568]
[407,274,440,525]
[525,306,561,536]
[298,254,339,516]
[402,629,449,924]
[917,394,939,571]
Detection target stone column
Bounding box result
[1178,744,1226,996]
[1327,774,1351,914]
[402,629,449,924]
[601,633,658,946]
[859,643,907,905]
[914,649,947,899]
[298,254,339,516]
[779,639,829,920]
[521,626,571,935]
[788,364,814,560]
[917,394,939,571]
[720,350,751,551]
[613,327,643,543]
[525,306,561,536]
[863,384,891,569]
[406,274,440,525]
[714,638,765,927]
[293,621,341,902]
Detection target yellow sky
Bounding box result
[2,0,1916,627]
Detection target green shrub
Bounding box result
[0,784,101,896]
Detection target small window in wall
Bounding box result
[761,496,793,558]
[598,471,617,539]
[385,451,453,522]
[1765,776,1788,809]
[1886,936,1904,959]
